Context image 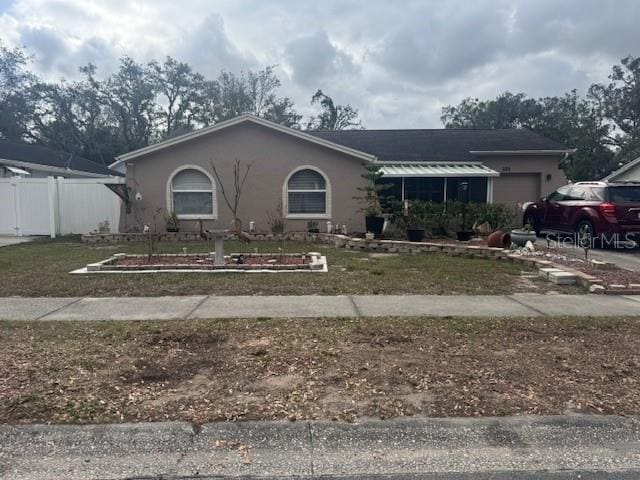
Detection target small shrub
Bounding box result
[386,200,516,239]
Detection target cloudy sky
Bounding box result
[1,0,639,128]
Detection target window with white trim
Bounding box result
[287,169,327,215]
[170,168,214,217]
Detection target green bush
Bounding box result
[467,203,516,231]
[386,200,516,239]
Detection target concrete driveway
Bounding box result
[0,236,37,248]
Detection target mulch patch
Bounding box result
[116,254,307,267]
[1,316,639,425]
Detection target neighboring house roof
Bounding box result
[110,114,377,168]
[308,128,573,162]
[0,140,121,177]
[602,156,640,181]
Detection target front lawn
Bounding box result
[0,237,575,296]
[1,316,638,424]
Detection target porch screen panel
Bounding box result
[404,177,445,202]
[447,177,488,203]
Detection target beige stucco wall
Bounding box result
[483,154,568,206]
[122,121,367,233]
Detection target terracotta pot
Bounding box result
[487,230,511,248]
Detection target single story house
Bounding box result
[603,156,640,182]
[0,139,119,178]
[110,114,573,233]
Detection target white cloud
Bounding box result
[0,0,638,127]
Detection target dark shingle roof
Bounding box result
[0,140,121,176]
[308,128,571,162]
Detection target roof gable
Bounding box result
[603,156,640,181]
[111,114,377,167]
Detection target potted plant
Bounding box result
[165,211,180,233]
[510,223,537,247]
[405,202,425,242]
[307,220,320,233]
[355,162,389,235]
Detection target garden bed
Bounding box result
[73,252,327,274]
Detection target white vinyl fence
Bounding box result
[0,176,123,237]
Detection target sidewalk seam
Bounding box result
[347,296,362,317]
[307,421,315,476]
[185,295,210,319]
[34,297,83,321]
[505,295,548,317]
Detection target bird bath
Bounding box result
[211,230,226,266]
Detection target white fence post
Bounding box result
[47,176,57,238]
[13,176,22,236]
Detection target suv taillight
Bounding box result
[600,202,617,220]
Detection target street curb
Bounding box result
[3,415,640,480]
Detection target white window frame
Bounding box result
[166,165,217,220]
[283,165,331,219]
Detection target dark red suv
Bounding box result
[522,181,640,244]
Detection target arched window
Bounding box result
[285,167,330,217]
[168,167,216,218]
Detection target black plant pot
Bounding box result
[406,228,425,242]
[456,230,473,242]
[365,216,385,235]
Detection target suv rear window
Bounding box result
[608,186,640,203]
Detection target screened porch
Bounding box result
[378,163,500,204]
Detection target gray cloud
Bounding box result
[285,30,356,86]
[19,25,68,73]
[177,13,256,77]
[373,1,510,84]
[18,25,117,79]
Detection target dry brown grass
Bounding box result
[1,316,638,424]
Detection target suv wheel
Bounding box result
[575,220,596,248]
[523,213,540,235]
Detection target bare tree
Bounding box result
[209,159,254,242]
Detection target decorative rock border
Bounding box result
[80,231,638,293]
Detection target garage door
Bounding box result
[492,173,541,206]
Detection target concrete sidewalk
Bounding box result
[0,293,639,321]
[2,415,640,479]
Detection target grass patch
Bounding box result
[0,237,579,296]
[0,316,638,424]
